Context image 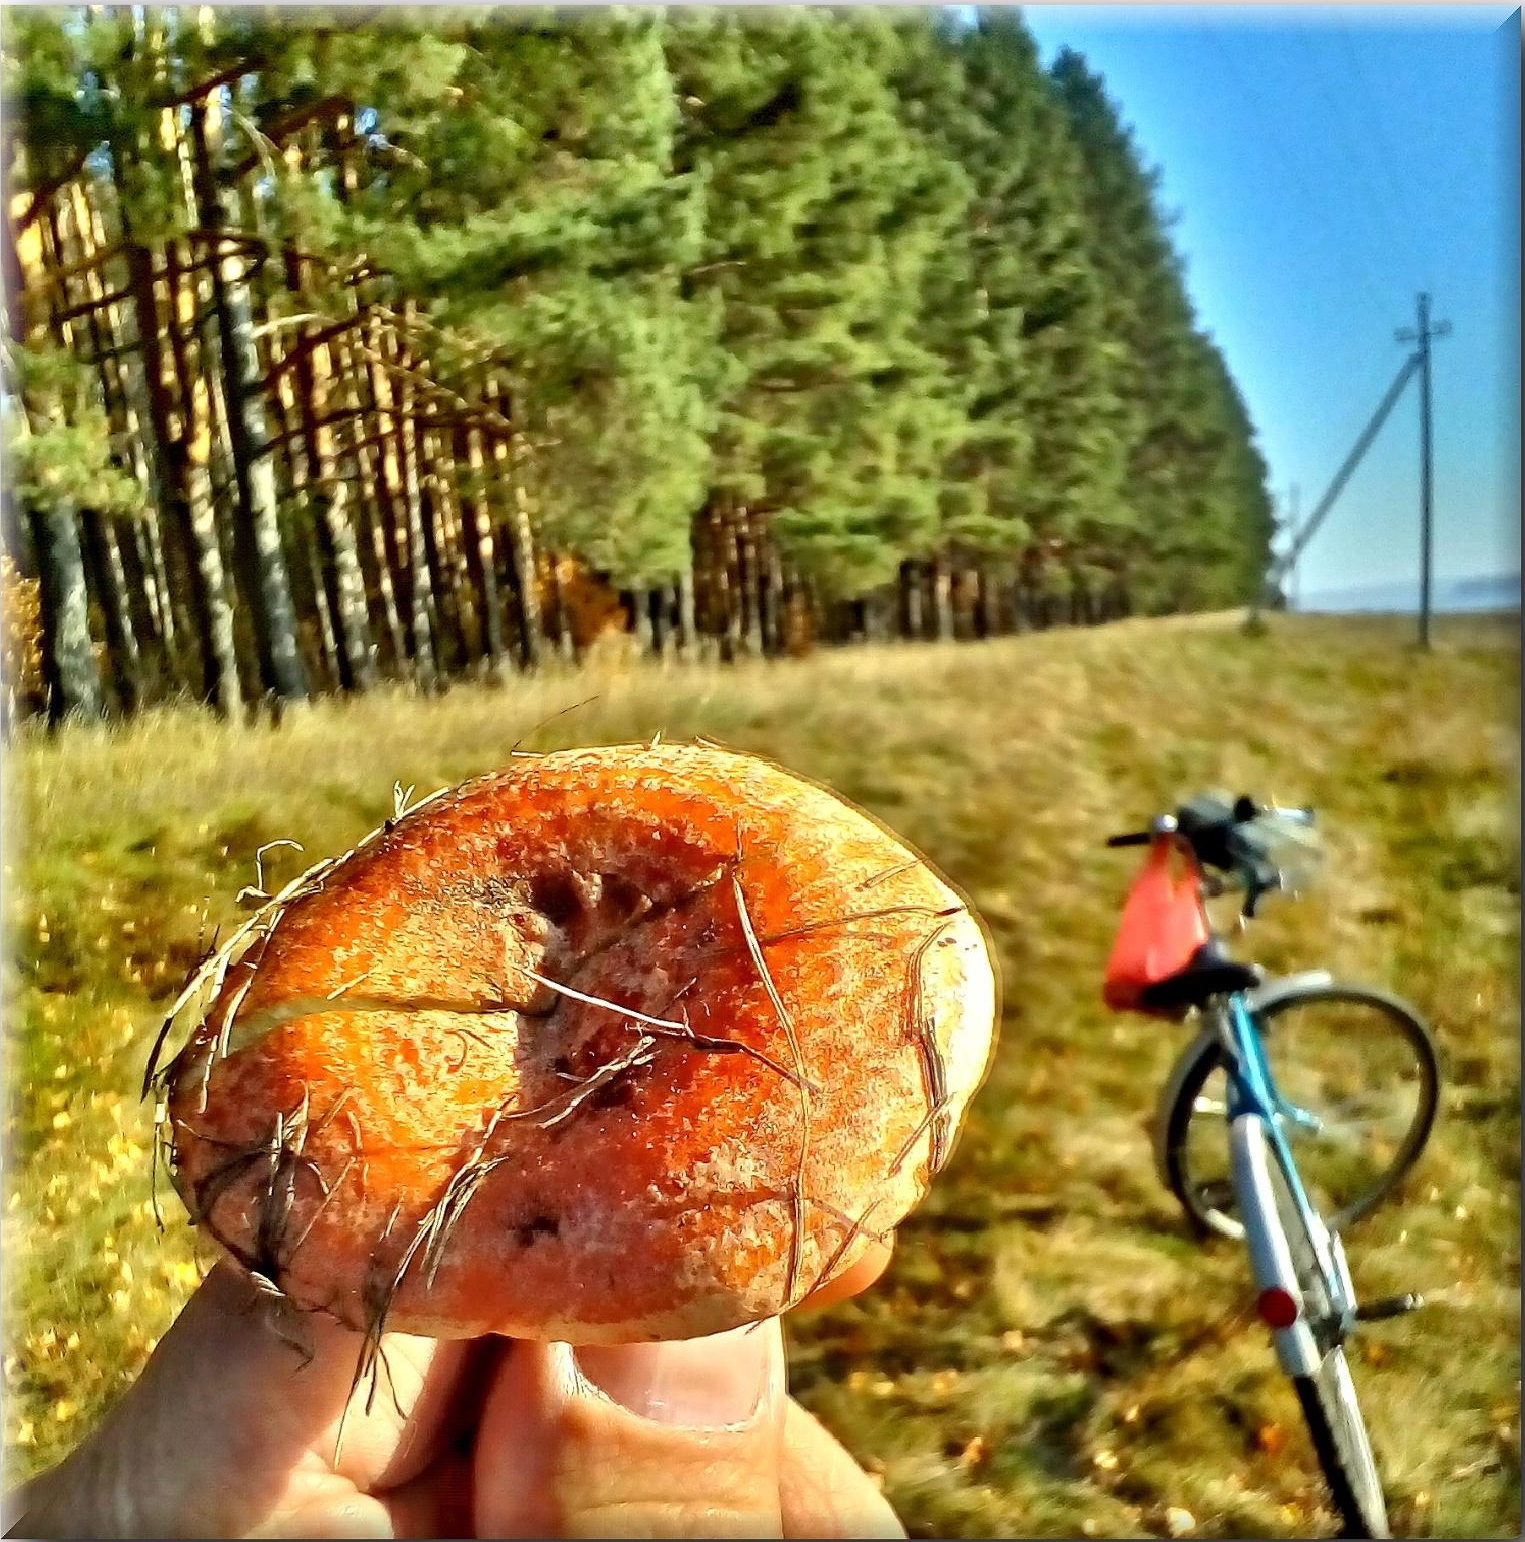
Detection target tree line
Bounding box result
[1,6,1277,726]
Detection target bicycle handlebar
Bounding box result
[1104,794,1317,919]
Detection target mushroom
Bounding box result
[151,743,998,1347]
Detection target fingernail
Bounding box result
[574,1320,781,1428]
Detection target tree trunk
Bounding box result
[184,373,245,717]
[81,213,171,702]
[116,227,208,698]
[718,500,743,661]
[62,182,175,704]
[78,510,142,714]
[21,193,117,720]
[510,494,544,670]
[359,306,420,657]
[115,515,169,697]
[978,564,1002,639]
[331,317,407,676]
[546,556,575,662]
[128,508,173,687]
[280,251,378,691]
[688,505,716,650]
[738,507,764,657]
[188,99,307,703]
[30,503,104,723]
[162,240,243,714]
[315,476,376,690]
[368,312,437,690]
[899,561,923,641]
[402,314,468,677]
[857,585,882,641]
[258,327,336,693]
[103,12,215,702]
[931,558,955,642]
[482,380,538,671]
[625,588,652,656]
[760,545,784,657]
[676,562,697,658]
[304,519,342,691]
[418,425,467,677]
[649,586,672,659]
[458,419,508,676]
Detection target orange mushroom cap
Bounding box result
[157,744,998,1344]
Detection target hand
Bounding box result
[5,1254,903,1539]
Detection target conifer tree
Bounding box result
[907,13,1132,627]
[1050,44,1274,611]
[666,10,965,618]
[2,6,1278,718]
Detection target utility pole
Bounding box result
[1396,293,1451,649]
[1285,483,1301,610]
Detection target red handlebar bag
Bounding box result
[1103,839,1211,1013]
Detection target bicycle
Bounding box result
[1103,793,1440,1539]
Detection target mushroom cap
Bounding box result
[163,743,998,1342]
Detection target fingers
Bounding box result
[779,1400,903,1540]
[791,1238,895,1315]
[327,1333,501,1496]
[472,1321,788,1537]
[8,1251,904,1541]
[6,1263,473,1538]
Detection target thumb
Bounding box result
[473,1321,786,1538]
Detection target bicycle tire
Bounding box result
[1265,1143,1390,1537]
[1164,984,1439,1241]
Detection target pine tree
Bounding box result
[1050,45,1274,611]
[903,13,1133,630]
[666,10,966,627]
[302,11,717,603]
[2,347,143,721]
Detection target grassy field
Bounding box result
[3,612,1519,1538]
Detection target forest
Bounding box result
[1,6,1277,726]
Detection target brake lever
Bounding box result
[1239,859,1282,920]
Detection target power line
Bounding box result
[1291,29,1410,286]
[1330,22,1425,240]
[1201,25,1394,320]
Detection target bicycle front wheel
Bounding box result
[1265,1140,1389,1538]
[1165,984,1439,1240]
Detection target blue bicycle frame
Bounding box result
[1216,991,1357,1331]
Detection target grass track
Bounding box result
[4,612,1519,1537]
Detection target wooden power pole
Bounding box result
[1285,483,1301,610]
[1396,292,1451,649]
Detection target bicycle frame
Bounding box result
[1216,992,1326,1152]
[1212,991,1360,1369]
[1150,969,1337,1189]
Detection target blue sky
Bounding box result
[1014,3,1520,599]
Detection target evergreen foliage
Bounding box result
[2,5,1278,719]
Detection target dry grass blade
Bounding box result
[9,615,1515,1540]
[732,874,813,1311]
[891,913,961,1177]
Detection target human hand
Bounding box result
[5,1253,903,1539]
